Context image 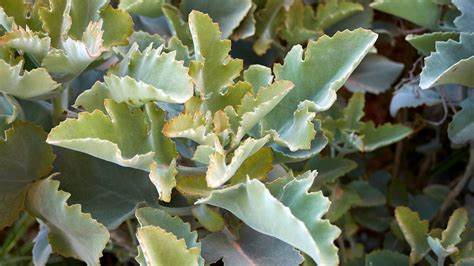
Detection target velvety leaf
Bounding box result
[0,59,59,99]
[201,225,304,266]
[136,226,200,266]
[188,11,243,110]
[441,208,468,247]
[192,204,225,232]
[420,33,474,89]
[206,136,269,188]
[77,45,193,111]
[389,83,442,117]
[262,29,377,150]
[135,207,201,253]
[69,0,107,39]
[315,0,363,30]
[370,0,440,29]
[198,172,341,265]
[453,0,474,32]
[99,5,133,47]
[243,64,273,93]
[345,54,404,94]
[0,26,51,64]
[359,122,412,152]
[47,100,166,171]
[395,206,430,264]
[38,0,72,47]
[42,20,104,82]
[119,0,167,17]
[25,178,110,265]
[54,148,159,229]
[448,95,474,144]
[181,0,252,39]
[0,121,55,229]
[406,32,460,56]
[365,250,409,266]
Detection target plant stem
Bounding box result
[436,142,474,223]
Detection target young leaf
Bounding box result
[38,0,72,47]
[163,112,219,146]
[253,0,285,55]
[137,226,200,266]
[448,95,474,144]
[69,0,107,39]
[25,178,110,265]
[420,33,474,89]
[99,5,133,47]
[280,0,318,46]
[191,205,225,232]
[198,172,341,265]
[395,206,431,264]
[441,208,468,247]
[370,0,440,29]
[359,122,412,152]
[406,32,460,56]
[206,136,269,188]
[188,11,243,108]
[262,29,377,150]
[0,27,51,64]
[0,121,55,229]
[0,60,59,99]
[201,226,304,265]
[243,64,273,93]
[180,0,252,39]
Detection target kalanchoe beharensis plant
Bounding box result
[0,0,473,265]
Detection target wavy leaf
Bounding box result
[206,136,269,188]
[25,178,110,265]
[0,59,59,99]
[359,122,412,152]
[262,29,376,150]
[0,121,55,229]
[441,208,468,247]
[453,0,474,32]
[38,0,72,47]
[198,172,341,265]
[163,112,219,146]
[406,32,460,56]
[119,0,167,17]
[243,64,273,93]
[0,26,51,64]
[100,5,133,47]
[69,0,107,39]
[188,11,243,110]
[253,0,285,55]
[395,206,430,264]
[448,95,474,144]
[389,83,442,117]
[315,0,363,30]
[420,33,474,89]
[181,0,252,39]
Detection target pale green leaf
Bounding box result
[162,4,193,49]
[231,3,256,40]
[181,0,252,39]
[0,121,55,229]
[370,0,440,29]
[0,0,27,27]
[234,80,294,144]
[42,20,104,82]
[280,0,318,46]
[0,26,51,64]
[149,160,177,202]
[406,32,460,56]
[137,226,200,266]
[69,0,107,39]
[0,7,15,32]
[47,100,160,171]
[243,64,273,93]
[448,95,474,144]
[395,206,431,264]
[389,83,442,117]
[206,136,269,188]
[441,208,468,247]
[315,0,363,30]
[163,112,219,146]
[229,147,273,185]
[119,0,166,17]
[344,92,365,130]
[359,122,412,152]
[192,204,225,232]
[262,29,376,150]
[453,0,474,32]
[54,148,159,229]
[0,59,59,99]
[420,33,474,89]
[188,11,243,108]
[25,178,110,266]
[202,226,304,266]
[38,0,71,47]
[198,172,341,265]
[100,5,133,47]
[33,221,52,266]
